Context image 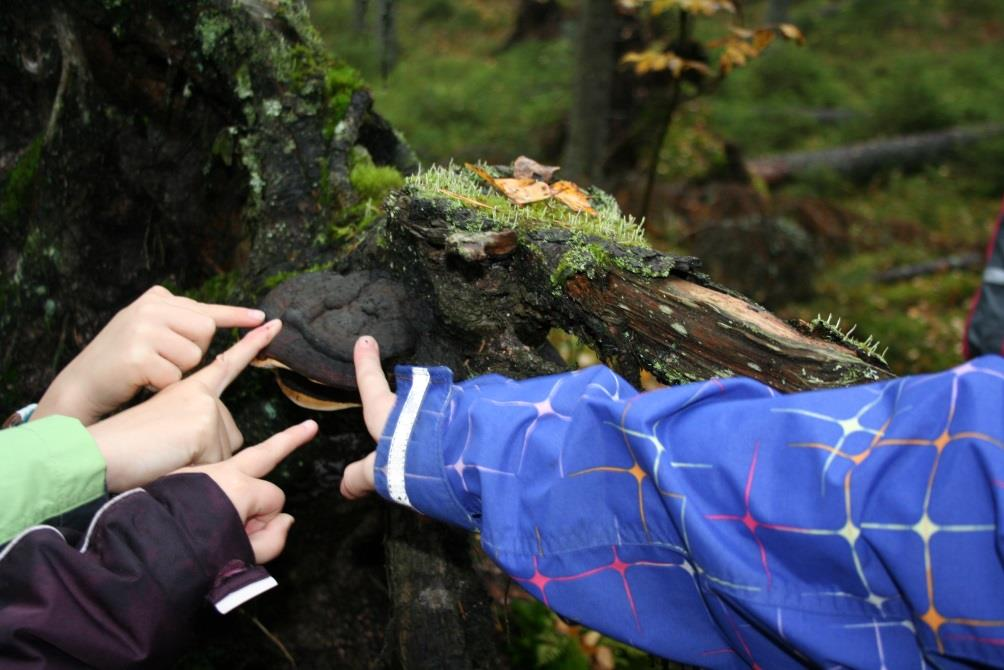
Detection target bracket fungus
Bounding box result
[252,271,420,410]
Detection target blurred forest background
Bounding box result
[311,0,1004,375]
[301,0,1003,666]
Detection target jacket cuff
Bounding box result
[0,415,106,544]
[375,366,478,531]
[144,473,277,614]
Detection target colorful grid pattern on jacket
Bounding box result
[375,357,1004,669]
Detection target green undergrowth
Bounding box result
[407,163,648,246]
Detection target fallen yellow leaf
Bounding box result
[551,181,597,215]
[496,178,553,205]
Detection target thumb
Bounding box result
[354,336,396,441]
[340,451,376,500]
[248,513,295,564]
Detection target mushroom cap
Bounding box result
[253,271,419,403]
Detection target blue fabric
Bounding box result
[376,357,1004,668]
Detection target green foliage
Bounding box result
[507,600,589,669]
[865,61,956,136]
[376,41,572,163]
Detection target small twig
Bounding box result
[243,611,297,667]
[437,187,494,210]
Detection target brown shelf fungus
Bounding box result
[252,271,420,410]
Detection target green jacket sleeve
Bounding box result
[0,416,106,543]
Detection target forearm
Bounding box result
[0,473,274,668]
[375,358,1004,667]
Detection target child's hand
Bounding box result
[87,319,282,492]
[181,419,318,564]
[34,285,267,426]
[340,336,395,500]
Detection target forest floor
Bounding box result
[306,0,1004,667]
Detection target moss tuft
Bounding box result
[350,162,404,202]
[407,164,649,247]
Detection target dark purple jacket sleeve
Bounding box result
[0,473,274,669]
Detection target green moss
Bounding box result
[195,10,231,55]
[263,259,336,290]
[183,271,241,305]
[809,313,889,366]
[0,136,44,232]
[234,63,254,100]
[550,244,612,290]
[268,42,364,144]
[238,136,265,206]
[407,164,649,247]
[322,65,365,142]
[349,162,404,202]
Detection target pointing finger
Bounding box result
[193,319,282,395]
[171,295,267,328]
[232,419,318,478]
[354,337,396,441]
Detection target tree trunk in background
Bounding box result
[766,0,792,23]
[378,0,398,81]
[561,0,618,185]
[497,0,563,52]
[354,0,370,34]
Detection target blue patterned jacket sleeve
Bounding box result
[373,357,1004,669]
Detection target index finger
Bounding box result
[232,420,318,478]
[172,295,267,328]
[193,319,282,395]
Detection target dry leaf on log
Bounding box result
[465,162,596,215]
[550,181,598,215]
[513,155,560,181]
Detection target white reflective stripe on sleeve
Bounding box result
[983,267,1004,285]
[0,525,65,563]
[80,488,145,553]
[386,368,431,509]
[214,576,279,614]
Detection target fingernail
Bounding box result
[359,335,374,348]
[248,308,267,322]
[265,318,282,332]
[299,419,317,430]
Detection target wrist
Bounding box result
[35,369,98,425]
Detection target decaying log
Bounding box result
[747,123,1004,184]
[873,251,983,283]
[355,184,890,391]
